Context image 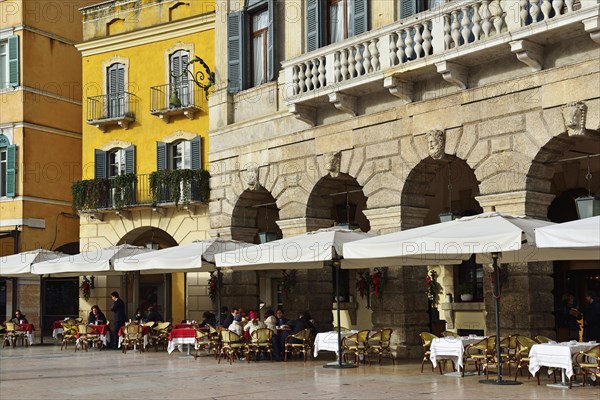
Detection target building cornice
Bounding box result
[12,122,82,140]
[76,13,215,56]
[0,196,71,208]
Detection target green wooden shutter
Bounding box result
[266,0,276,81]
[8,35,19,87]
[94,149,107,179]
[190,137,201,171]
[156,142,167,171]
[306,0,323,52]
[350,0,368,37]
[227,11,244,93]
[124,145,135,174]
[5,144,16,197]
[400,0,421,19]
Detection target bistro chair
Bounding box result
[464,336,496,376]
[248,328,274,362]
[206,324,221,358]
[217,330,246,364]
[4,321,29,348]
[121,323,145,354]
[513,336,540,384]
[534,335,553,344]
[144,321,156,329]
[60,320,78,351]
[574,344,600,387]
[342,329,370,365]
[150,322,171,351]
[193,328,211,359]
[284,328,313,362]
[367,328,395,365]
[441,330,455,337]
[418,332,439,373]
[75,323,101,352]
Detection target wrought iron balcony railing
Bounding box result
[150,81,205,122]
[86,91,137,131]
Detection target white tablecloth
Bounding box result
[313,330,358,358]
[430,336,485,371]
[52,328,63,339]
[167,337,196,354]
[529,342,595,379]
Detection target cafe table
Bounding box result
[313,330,358,358]
[529,341,596,388]
[17,323,35,345]
[167,327,196,355]
[429,335,485,375]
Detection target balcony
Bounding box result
[86,92,137,132]
[150,81,205,123]
[282,0,600,125]
[71,170,210,218]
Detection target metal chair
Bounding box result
[121,323,144,353]
[574,344,600,387]
[513,336,540,384]
[367,328,395,365]
[217,330,246,364]
[284,328,313,362]
[150,321,171,351]
[248,328,274,362]
[342,329,370,365]
[194,328,211,359]
[4,321,29,348]
[418,332,440,373]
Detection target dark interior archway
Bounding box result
[231,188,281,243]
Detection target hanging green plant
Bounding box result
[113,173,136,209]
[149,169,211,207]
[71,180,89,213]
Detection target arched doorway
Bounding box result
[530,133,600,340]
[231,188,282,244]
[116,227,178,322]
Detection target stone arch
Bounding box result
[230,187,281,243]
[117,226,178,249]
[401,156,482,228]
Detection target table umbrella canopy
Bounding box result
[342,212,599,268]
[31,244,154,276]
[535,216,600,249]
[114,238,252,274]
[215,227,374,270]
[0,249,66,277]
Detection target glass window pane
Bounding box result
[329,2,343,44]
[253,33,265,86]
[0,43,6,88]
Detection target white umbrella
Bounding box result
[0,249,66,277]
[32,244,154,276]
[215,227,374,270]
[114,238,252,274]
[535,216,600,249]
[342,212,600,384]
[216,226,374,369]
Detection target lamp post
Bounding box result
[439,161,459,223]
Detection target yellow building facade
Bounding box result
[0,0,95,331]
[76,0,215,324]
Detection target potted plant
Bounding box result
[457,283,474,302]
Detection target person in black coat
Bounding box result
[110,291,126,349]
[583,291,600,342]
[199,311,216,328]
[11,309,28,324]
[88,305,107,325]
[146,306,163,323]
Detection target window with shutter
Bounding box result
[94,149,107,179]
[156,142,167,171]
[170,50,190,106]
[190,136,202,171]
[227,12,244,93]
[0,41,8,89]
[306,0,323,52]
[124,145,135,174]
[400,0,426,19]
[107,63,125,118]
[7,35,19,88]
[0,134,16,197]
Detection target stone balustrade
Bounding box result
[283,0,598,111]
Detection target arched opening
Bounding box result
[231,188,281,244]
[530,133,600,341]
[116,227,179,322]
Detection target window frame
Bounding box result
[0,40,7,89]
[0,133,16,197]
[0,146,7,197]
[249,7,269,87]
[454,256,484,303]
[327,0,352,45]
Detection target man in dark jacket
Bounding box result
[110,291,126,349]
[583,291,600,342]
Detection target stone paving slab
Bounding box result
[1,345,598,399]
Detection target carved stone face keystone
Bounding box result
[427,129,446,160]
[562,101,587,137]
[246,166,259,190]
[325,152,341,178]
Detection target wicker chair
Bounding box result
[121,323,144,353]
[150,322,171,351]
[513,336,540,383]
[4,321,29,348]
[206,324,221,358]
[464,336,496,376]
[284,328,313,362]
[574,344,600,387]
[60,320,78,351]
[248,328,274,362]
[534,335,553,344]
[367,328,394,365]
[218,330,246,364]
[418,332,440,373]
[194,328,211,359]
[342,329,370,365]
[75,323,101,352]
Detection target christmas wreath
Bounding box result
[80,277,91,300]
[426,270,443,307]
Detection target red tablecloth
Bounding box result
[174,323,195,329]
[168,328,195,341]
[18,323,35,333]
[51,320,63,330]
[89,324,110,335]
[118,325,151,336]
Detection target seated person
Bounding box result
[199,311,216,328]
[290,311,315,336]
[11,309,28,324]
[88,305,107,324]
[275,308,289,327]
[146,306,163,323]
[243,310,265,336]
[264,309,276,333]
[132,307,145,324]
[227,314,243,337]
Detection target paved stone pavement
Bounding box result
[1,344,598,399]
